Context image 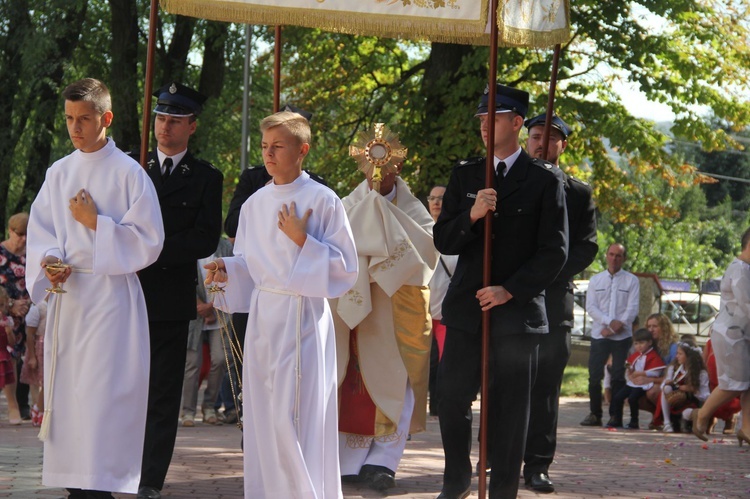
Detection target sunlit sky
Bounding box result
[614,81,675,123]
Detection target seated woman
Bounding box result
[703,338,741,434]
[628,314,678,424]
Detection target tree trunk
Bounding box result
[199,21,228,100]
[157,14,197,87]
[109,0,141,151]
[15,2,89,216]
[0,1,31,230]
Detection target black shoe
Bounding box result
[580,413,602,426]
[20,406,32,421]
[137,486,161,499]
[360,464,396,491]
[436,486,471,499]
[680,417,691,434]
[341,474,362,484]
[626,419,640,430]
[221,408,238,424]
[605,417,623,428]
[526,472,555,493]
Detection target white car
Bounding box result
[572,302,594,337]
[572,280,593,337]
[660,292,721,338]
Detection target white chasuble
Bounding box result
[333,177,438,437]
[217,172,358,499]
[26,139,164,493]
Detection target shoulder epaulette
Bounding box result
[569,175,590,187]
[194,157,219,171]
[529,157,556,171]
[455,156,485,169]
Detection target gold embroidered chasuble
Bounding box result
[333,177,438,436]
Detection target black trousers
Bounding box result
[587,337,632,418]
[610,385,646,422]
[438,327,538,499]
[140,320,189,489]
[428,332,440,415]
[523,326,571,480]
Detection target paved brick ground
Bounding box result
[2,397,748,498]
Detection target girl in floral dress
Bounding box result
[0,286,20,424]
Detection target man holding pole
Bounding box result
[433,84,568,499]
[522,114,598,492]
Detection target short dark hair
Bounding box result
[632,328,653,344]
[62,78,112,115]
[742,227,750,251]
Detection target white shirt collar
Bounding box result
[157,149,188,172]
[494,147,522,176]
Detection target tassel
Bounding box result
[38,409,52,441]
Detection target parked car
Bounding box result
[572,302,594,337]
[572,280,593,337]
[660,292,721,338]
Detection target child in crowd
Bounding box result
[0,287,20,424]
[609,328,666,429]
[20,299,48,427]
[660,340,710,433]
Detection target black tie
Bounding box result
[495,161,507,186]
[161,157,173,185]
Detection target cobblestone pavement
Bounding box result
[2,397,749,498]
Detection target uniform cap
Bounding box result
[281,104,313,122]
[475,83,530,118]
[153,82,207,117]
[524,113,572,139]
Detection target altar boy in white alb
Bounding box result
[205,111,358,499]
[26,78,164,498]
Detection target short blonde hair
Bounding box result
[260,111,311,145]
[8,212,29,234]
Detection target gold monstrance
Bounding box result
[349,123,408,192]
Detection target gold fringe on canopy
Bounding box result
[161,0,491,45]
[498,0,571,48]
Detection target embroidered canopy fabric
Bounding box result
[160,0,570,47]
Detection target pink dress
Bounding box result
[0,315,16,388]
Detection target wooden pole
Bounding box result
[273,26,281,112]
[478,1,500,497]
[541,44,562,160]
[139,0,160,169]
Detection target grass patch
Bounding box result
[560,365,588,397]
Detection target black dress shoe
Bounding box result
[579,413,602,426]
[359,464,396,491]
[137,486,162,499]
[436,486,471,499]
[605,417,623,428]
[526,472,555,493]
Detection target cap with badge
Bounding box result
[153,82,207,117]
[524,113,572,139]
[475,83,530,118]
[281,103,313,122]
